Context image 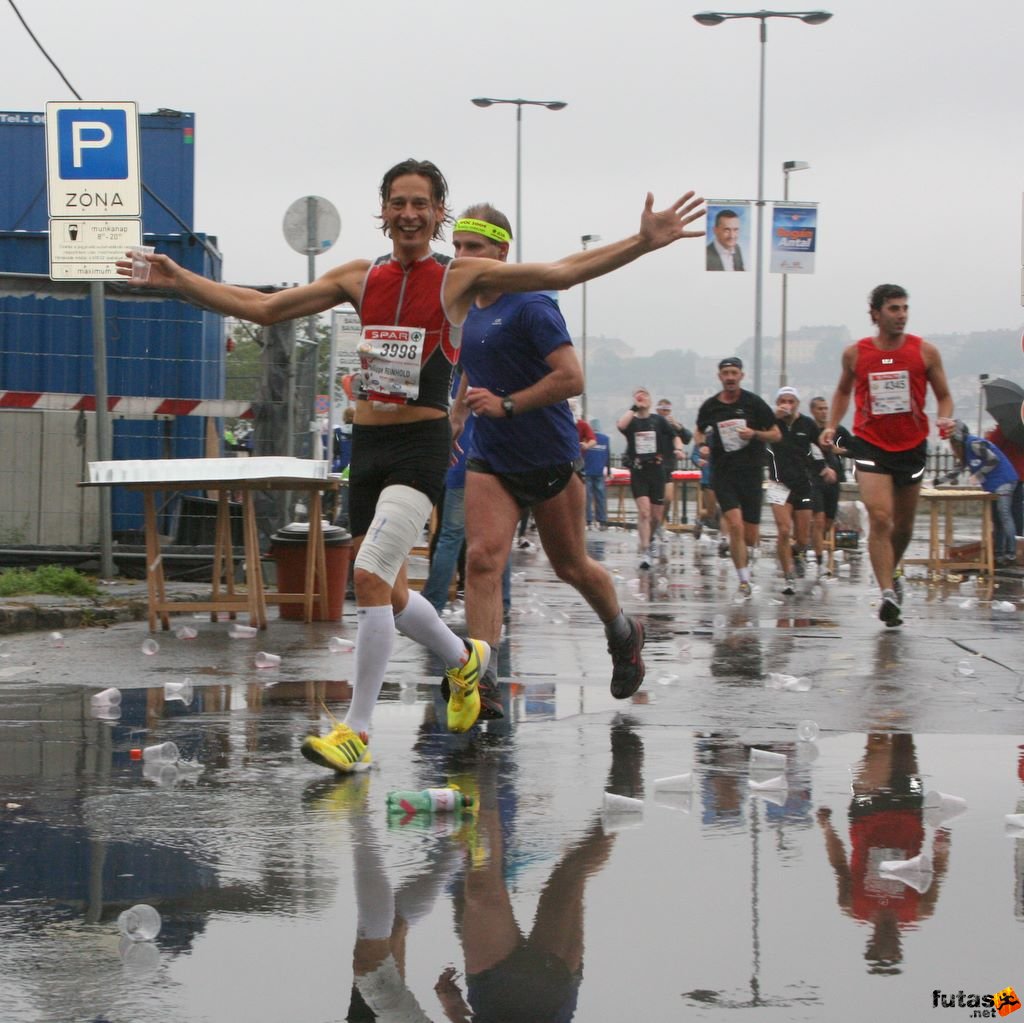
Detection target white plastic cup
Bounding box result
[328,636,355,653]
[255,651,281,669]
[878,852,933,876]
[653,773,694,792]
[712,614,727,630]
[229,624,258,639]
[49,631,65,647]
[175,625,198,640]
[749,748,788,771]
[129,245,156,282]
[118,903,162,941]
[90,687,122,710]
[1004,813,1024,829]
[797,720,820,742]
[922,790,967,826]
[602,791,644,813]
[141,638,160,656]
[656,673,680,686]
[142,741,179,764]
[748,774,788,792]
[142,761,180,786]
[164,679,194,705]
[956,659,976,677]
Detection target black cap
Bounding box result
[718,356,743,370]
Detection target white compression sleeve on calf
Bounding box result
[344,604,395,735]
[394,590,466,668]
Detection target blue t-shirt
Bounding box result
[460,292,579,473]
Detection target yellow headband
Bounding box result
[453,217,511,244]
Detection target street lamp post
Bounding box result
[779,159,809,387]
[693,10,832,396]
[470,97,568,263]
[580,233,602,420]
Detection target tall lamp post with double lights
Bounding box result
[779,159,809,387]
[692,9,832,396]
[470,97,568,263]
[580,233,602,420]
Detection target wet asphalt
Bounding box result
[1,525,1023,1023]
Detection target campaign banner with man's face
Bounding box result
[770,203,817,274]
[705,201,751,272]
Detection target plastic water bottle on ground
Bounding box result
[386,787,474,816]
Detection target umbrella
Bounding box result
[981,377,1024,446]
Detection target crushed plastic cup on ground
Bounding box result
[328,636,355,653]
[90,687,122,710]
[878,852,933,876]
[653,773,694,792]
[749,748,788,771]
[164,679,194,704]
[229,624,258,638]
[602,791,644,813]
[959,597,978,610]
[117,903,162,941]
[923,790,967,826]
[141,638,160,656]
[174,625,198,640]
[765,672,811,692]
[255,651,281,669]
[142,741,179,764]
[878,853,934,892]
[1004,813,1024,829]
[993,600,1017,613]
[142,761,180,786]
[797,720,820,742]
[956,659,976,677]
[656,673,680,686]
[748,774,788,792]
[49,631,64,647]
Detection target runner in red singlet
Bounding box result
[820,285,954,627]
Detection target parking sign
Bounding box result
[45,101,140,217]
[45,101,142,280]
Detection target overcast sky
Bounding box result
[5,0,1024,359]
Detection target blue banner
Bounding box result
[770,203,817,274]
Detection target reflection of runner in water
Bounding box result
[344,799,462,1022]
[816,733,950,974]
[435,718,643,1022]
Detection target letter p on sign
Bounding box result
[57,109,128,179]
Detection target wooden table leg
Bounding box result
[303,492,324,622]
[143,490,168,631]
[982,498,994,576]
[242,491,267,629]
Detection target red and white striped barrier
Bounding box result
[0,391,253,418]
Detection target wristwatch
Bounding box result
[502,397,516,417]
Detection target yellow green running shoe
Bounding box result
[446,638,491,733]
[301,721,372,773]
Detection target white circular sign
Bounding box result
[283,195,341,255]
